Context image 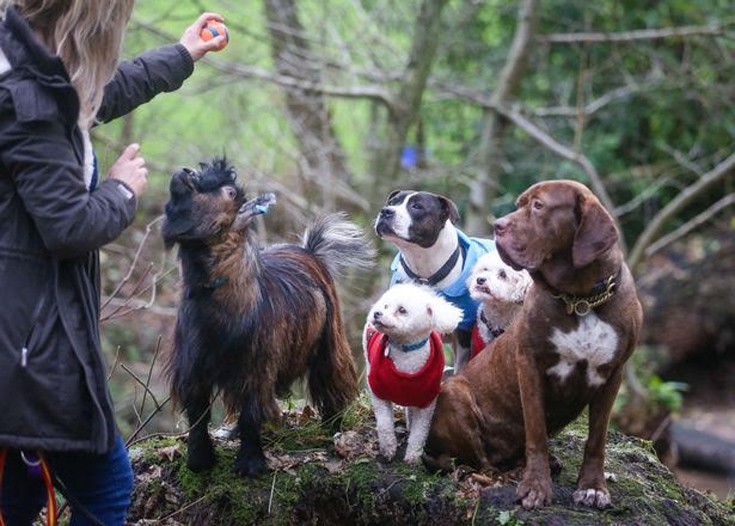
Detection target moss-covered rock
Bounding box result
[128,397,735,525]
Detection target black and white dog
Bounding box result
[374,190,495,372]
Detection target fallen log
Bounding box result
[127,403,734,525]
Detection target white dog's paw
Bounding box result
[573,487,611,508]
[403,449,423,465]
[378,436,398,461]
[379,445,397,461]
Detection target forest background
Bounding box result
[93,0,734,496]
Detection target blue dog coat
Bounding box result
[390,230,496,331]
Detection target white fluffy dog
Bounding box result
[467,250,532,358]
[363,283,463,464]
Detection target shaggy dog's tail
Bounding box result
[302,212,376,279]
[301,213,374,427]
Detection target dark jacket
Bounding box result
[0,6,193,454]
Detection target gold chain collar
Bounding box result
[552,272,618,316]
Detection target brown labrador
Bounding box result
[425,180,643,509]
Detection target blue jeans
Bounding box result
[0,435,133,526]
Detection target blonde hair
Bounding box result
[1,0,135,128]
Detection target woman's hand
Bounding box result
[180,12,227,62]
[108,143,148,199]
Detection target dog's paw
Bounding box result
[186,438,216,472]
[377,436,398,462]
[573,486,611,509]
[403,449,423,465]
[233,451,268,478]
[377,447,397,463]
[516,476,553,509]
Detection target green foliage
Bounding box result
[496,509,525,526]
[645,375,688,413]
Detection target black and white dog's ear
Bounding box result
[438,195,460,225]
[386,189,402,203]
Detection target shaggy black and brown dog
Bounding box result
[162,159,374,477]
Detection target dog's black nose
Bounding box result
[476,277,486,285]
[373,311,383,320]
[379,208,394,219]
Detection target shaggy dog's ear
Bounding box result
[429,295,464,335]
[512,270,533,304]
[162,169,198,248]
[162,202,196,249]
[385,189,402,203]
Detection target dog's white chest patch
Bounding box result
[546,313,618,386]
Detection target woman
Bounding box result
[0,1,225,524]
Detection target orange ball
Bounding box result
[200,21,229,50]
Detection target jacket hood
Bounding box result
[1,7,67,82]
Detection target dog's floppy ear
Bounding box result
[511,270,533,303]
[386,189,402,203]
[428,295,464,334]
[437,195,460,225]
[161,170,198,248]
[162,202,197,249]
[572,192,619,268]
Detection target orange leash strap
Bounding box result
[0,450,56,526]
[38,454,57,526]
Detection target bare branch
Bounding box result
[499,106,616,213]
[531,82,659,118]
[124,395,172,447]
[645,193,735,258]
[102,215,164,311]
[132,16,396,109]
[139,337,163,416]
[221,60,396,107]
[441,84,620,236]
[121,363,165,412]
[628,151,735,270]
[466,0,540,233]
[539,23,727,44]
[490,0,540,105]
[101,297,177,318]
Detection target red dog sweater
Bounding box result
[366,329,445,409]
[470,324,486,360]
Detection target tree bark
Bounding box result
[466,0,540,235]
[263,0,351,210]
[368,0,449,203]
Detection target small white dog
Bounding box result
[467,250,532,358]
[363,283,463,464]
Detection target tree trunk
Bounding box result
[263,0,351,210]
[466,0,540,234]
[367,0,449,204]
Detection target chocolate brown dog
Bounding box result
[425,180,643,509]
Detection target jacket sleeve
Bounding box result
[95,44,194,123]
[0,88,137,260]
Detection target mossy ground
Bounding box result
[128,395,735,525]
